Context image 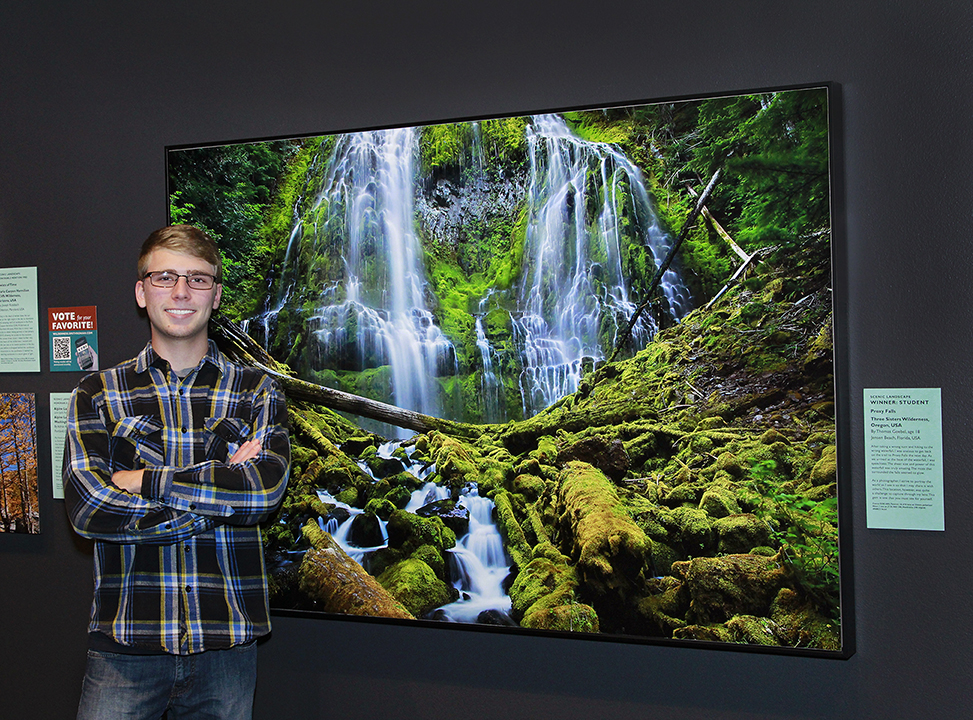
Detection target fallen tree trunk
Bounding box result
[684,183,750,261]
[210,315,485,438]
[299,520,414,620]
[705,248,765,310]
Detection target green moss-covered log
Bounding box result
[555,461,650,594]
[298,521,414,620]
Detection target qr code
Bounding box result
[53,336,72,361]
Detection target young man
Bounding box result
[64,225,291,719]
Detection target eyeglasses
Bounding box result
[142,271,218,290]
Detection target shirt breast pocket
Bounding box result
[110,415,165,468]
[204,417,252,462]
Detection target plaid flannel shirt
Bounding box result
[64,340,290,654]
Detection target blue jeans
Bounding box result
[76,641,257,720]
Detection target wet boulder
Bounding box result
[341,436,379,456]
[365,454,406,478]
[385,486,412,509]
[477,609,518,626]
[386,509,457,558]
[363,497,397,522]
[349,512,386,548]
[415,498,470,537]
[558,436,630,481]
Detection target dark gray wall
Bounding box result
[2,2,970,717]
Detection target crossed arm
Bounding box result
[111,438,264,492]
[64,372,290,544]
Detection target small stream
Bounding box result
[315,441,513,624]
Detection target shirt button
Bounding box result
[186,586,192,593]
[189,504,196,510]
[181,427,188,433]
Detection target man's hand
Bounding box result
[112,469,145,494]
[229,439,262,464]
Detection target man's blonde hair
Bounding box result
[137,225,223,283]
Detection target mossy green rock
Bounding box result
[513,473,546,499]
[810,445,837,486]
[522,601,600,633]
[493,490,531,569]
[509,556,578,617]
[672,553,786,625]
[636,576,689,633]
[770,588,840,650]
[712,513,773,555]
[429,432,479,484]
[724,614,783,645]
[669,506,713,555]
[698,488,742,519]
[377,558,458,617]
[386,509,456,557]
[363,497,397,521]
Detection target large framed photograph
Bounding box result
[168,83,849,655]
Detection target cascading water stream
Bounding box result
[242,200,307,346]
[313,440,511,624]
[431,487,512,623]
[474,292,505,423]
[513,114,692,416]
[315,490,389,564]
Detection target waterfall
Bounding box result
[243,178,311,348]
[474,293,505,423]
[513,114,692,416]
[303,127,454,425]
[253,113,690,423]
[470,121,486,180]
[315,490,389,564]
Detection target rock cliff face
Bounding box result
[415,173,528,271]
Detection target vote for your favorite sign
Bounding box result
[864,388,944,531]
[48,306,98,372]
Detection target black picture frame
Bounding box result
[167,82,852,657]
